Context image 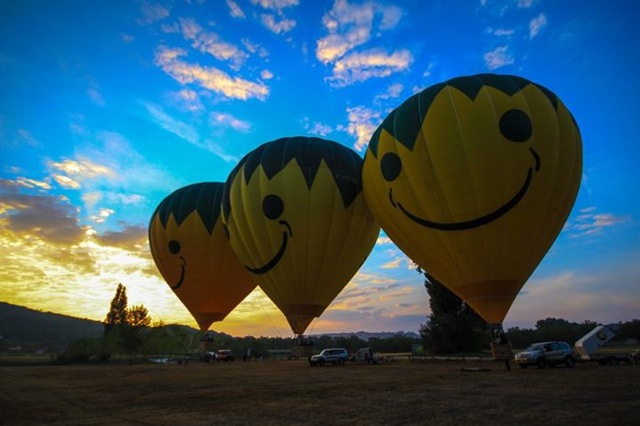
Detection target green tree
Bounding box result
[128,305,151,327]
[104,283,128,336]
[418,268,488,354]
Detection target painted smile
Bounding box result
[390,148,541,231]
[245,220,293,274]
[171,256,186,290]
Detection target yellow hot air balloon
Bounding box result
[149,182,256,331]
[221,136,380,336]
[363,74,582,326]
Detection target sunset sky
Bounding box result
[1,0,638,338]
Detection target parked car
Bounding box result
[309,348,349,366]
[514,341,577,368]
[216,349,235,362]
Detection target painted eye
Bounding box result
[168,240,181,254]
[263,194,284,220]
[381,152,402,182]
[499,109,532,142]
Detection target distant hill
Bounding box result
[0,302,421,354]
[313,331,420,341]
[0,302,103,353]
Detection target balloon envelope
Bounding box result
[363,74,582,324]
[149,182,256,331]
[222,136,379,335]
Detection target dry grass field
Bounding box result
[1,358,639,425]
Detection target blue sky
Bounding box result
[1,0,638,337]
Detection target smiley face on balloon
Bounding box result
[149,182,256,331]
[363,74,582,324]
[222,136,379,335]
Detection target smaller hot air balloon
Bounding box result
[362,74,582,347]
[222,136,380,337]
[149,182,256,331]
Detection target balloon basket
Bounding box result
[490,342,514,360]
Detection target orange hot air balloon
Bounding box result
[362,74,582,325]
[221,136,380,336]
[149,182,256,331]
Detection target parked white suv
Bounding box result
[309,348,349,366]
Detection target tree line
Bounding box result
[58,281,640,363]
[418,268,640,354]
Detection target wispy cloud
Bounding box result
[210,112,252,132]
[529,12,547,38]
[227,0,246,19]
[566,206,631,237]
[145,102,240,163]
[168,89,204,112]
[483,45,514,69]
[373,82,404,104]
[137,1,170,25]
[15,177,51,190]
[327,49,413,87]
[491,28,515,37]
[1,128,41,149]
[154,46,269,100]
[517,0,537,8]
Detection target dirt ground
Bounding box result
[1,359,638,425]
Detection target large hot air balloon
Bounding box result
[362,73,582,327]
[221,136,380,336]
[149,182,256,331]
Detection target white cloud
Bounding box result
[327,48,413,87]
[566,207,631,237]
[51,174,81,189]
[345,105,382,152]
[251,0,299,12]
[210,112,252,132]
[15,177,51,190]
[316,0,405,85]
[251,0,299,34]
[154,46,269,101]
[90,208,114,224]
[302,118,333,137]
[483,45,514,70]
[529,13,547,39]
[373,83,403,103]
[376,236,393,245]
[178,18,249,70]
[242,39,269,58]
[493,28,515,37]
[260,14,296,34]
